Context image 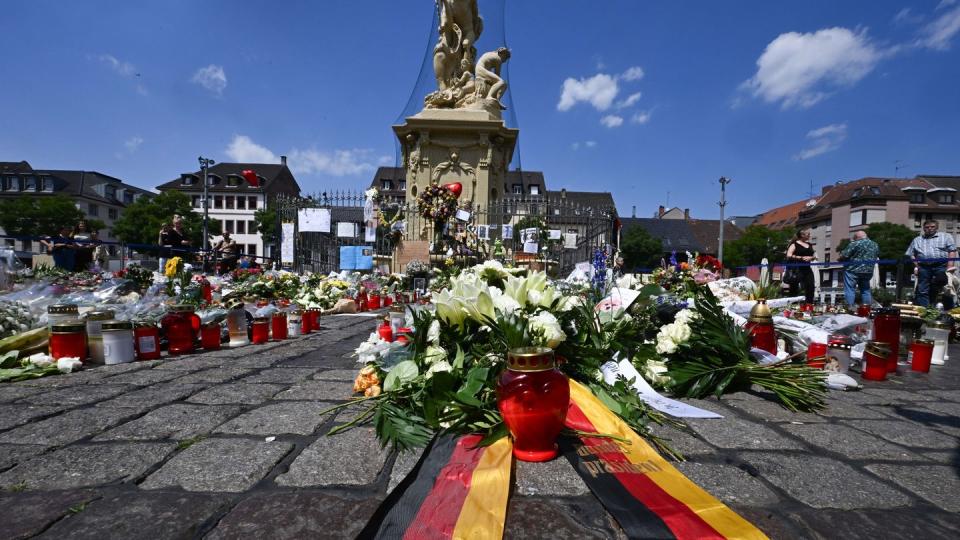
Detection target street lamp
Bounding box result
[717,176,731,267]
[198,156,215,269]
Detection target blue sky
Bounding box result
[2,0,959,220]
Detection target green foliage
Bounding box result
[620,225,663,270]
[512,216,547,243]
[176,435,206,450]
[864,222,915,262]
[666,289,827,412]
[111,191,220,249]
[0,195,86,237]
[723,225,796,268]
[253,207,278,247]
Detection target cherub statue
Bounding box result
[475,47,511,109]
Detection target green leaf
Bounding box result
[383,361,419,392]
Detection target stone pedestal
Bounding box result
[393,108,518,227]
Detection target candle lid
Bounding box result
[927,320,952,329]
[101,321,133,331]
[48,303,78,315]
[876,306,901,316]
[507,346,556,372]
[914,338,935,346]
[865,341,892,357]
[84,309,115,321]
[51,321,86,333]
[253,317,270,323]
[227,299,244,310]
[133,320,157,328]
[170,304,196,313]
[748,299,773,323]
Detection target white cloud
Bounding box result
[742,28,882,109]
[557,74,619,111]
[793,122,848,160]
[191,64,227,96]
[893,8,923,25]
[288,148,378,176]
[98,54,136,77]
[916,5,960,50]
[617,92,643,109]
[938,0,957,11]
[124,136,143,153]
[600,115,624,128]
[631,111,652,125]
[585,140,597,148]
[225,135,278,163]
[621,66,645,81]
[571,141,598,151]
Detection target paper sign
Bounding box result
[564,233,578,249]
[455,209,471,221]
[520,227,538,243]
[477,225,489,240]
[601,359,723,418]
[595,287,641,313]
[297,208,331,233]
[365,226,377,242]
[523,241,539,254]
[340,246,374,270]
[502,224,513,239]
[548,229,562,240]
[337,222,357,238]
[280,223,295,264]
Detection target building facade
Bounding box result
[0,160,154,259]
[156,158,301,259]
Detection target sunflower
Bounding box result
[164,257,183,278]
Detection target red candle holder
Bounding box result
[251,317,270,344]
[862,341,891,381]
[49,322,87,361]
[201,323,222,350]
[272,313,288,341]
[910,339,934,373]
[872,307,901,373]
[377,318,393,342]
[807,342,828,365]
[134,322,161,360]
[300,310,312,335]
[309,309,322,332]
[497,347,570,462]
[162,305,200,356]
[368,294,381,310]
[395,326,412,345]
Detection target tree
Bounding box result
[723,225,796,269]
[620,225,663,270]
[0,195,90,237]
[253,207,278,248]
[112,191,220,251]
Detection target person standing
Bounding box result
[214,231,239,274]
[839,231,880,308]
[41,225,75,271]
[71,220,93,271]
[785,229,817,304]
[90,230,110,271]
[906,219,957,308]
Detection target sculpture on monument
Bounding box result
[425,0,510,112]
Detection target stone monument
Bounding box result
[394,0,519,241]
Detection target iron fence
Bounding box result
[274,191,618,276]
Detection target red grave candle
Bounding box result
[272,313,288,341]
[133,322,161,360]
[49,322,87,360]
[862,341,891,381]
[910,339,934,373]
[872,307,901,373]
[162,305,199,356]
[251,318,270,344]
[201,323,221,350]
[497,347,570,462]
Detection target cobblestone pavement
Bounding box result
[1,315,958,539]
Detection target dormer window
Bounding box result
[938,193,955,204]
[105,185,117,200]
[530,185,540,195]
[910,193,925,204]
[207,174,223,186]
[851,188,863,198]
[41,176,54,192]
[869,186,881,196]
[381,179,393,190]
[227,175,242,187]
[123,191,134,204]
[24,176,37,191]
[182,175,199,186]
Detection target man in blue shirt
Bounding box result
[840,231,879,308]
[905,220,957,308]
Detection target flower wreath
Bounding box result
[416,183,458,222]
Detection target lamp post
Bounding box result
[717,176,731,267]
[198,156,215,269]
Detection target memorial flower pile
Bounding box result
[294,277,354,310]
[335,260,827,457]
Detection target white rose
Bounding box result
[529,311,566,348]
[674,309,698,325]
[655,334,678,355]
[668,321,691,343]
[491,288,521,315]
[527,289,543,307]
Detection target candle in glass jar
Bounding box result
[49,322,87,360]
[101,321,135,365]
[251,317,270,344]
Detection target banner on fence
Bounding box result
[297,208,331,233]
[281,223,295,264]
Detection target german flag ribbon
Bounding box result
[358,433,512,540]
[563,379,768,540]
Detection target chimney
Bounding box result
[281,155,287,167]
[658,205,665,218]
[632,205,636,218]
[684,208,690,220]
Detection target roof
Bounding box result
[686,219,743,255]
[157,162,301,197]
[619,218,704,253]
[545,190,616,212]
[0,161,153,205]
[798,177,933,224]
[0,161,34,174]
[756,198,815,230]
[367,167,549,196]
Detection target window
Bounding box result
[225,220,234,233]
[105,185,117,200]
[248,220,258,233]
[512,184,523,194]
[529,185,540,195]
[5,176,19,191]
[247,244,257,256]
[869,186,881,196]
[236,197,246,210]
[866,209,886,224]
[22,239,32,252]
[108,208,118,220]
[182,175,197,186]
[24,176,37,191]
[123,191,133,204]
[248,196,257,209]
[381,179,393,190]
[226,196,235,210]
[88,203,99,217]
[911,193,925,204]
[938,193,955,204]
[214,196,223,209]
[398,180,406,191]
[236,220,246,234]
[227,176,241,187]
[851,188,863,198]
[192,196,201,208]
